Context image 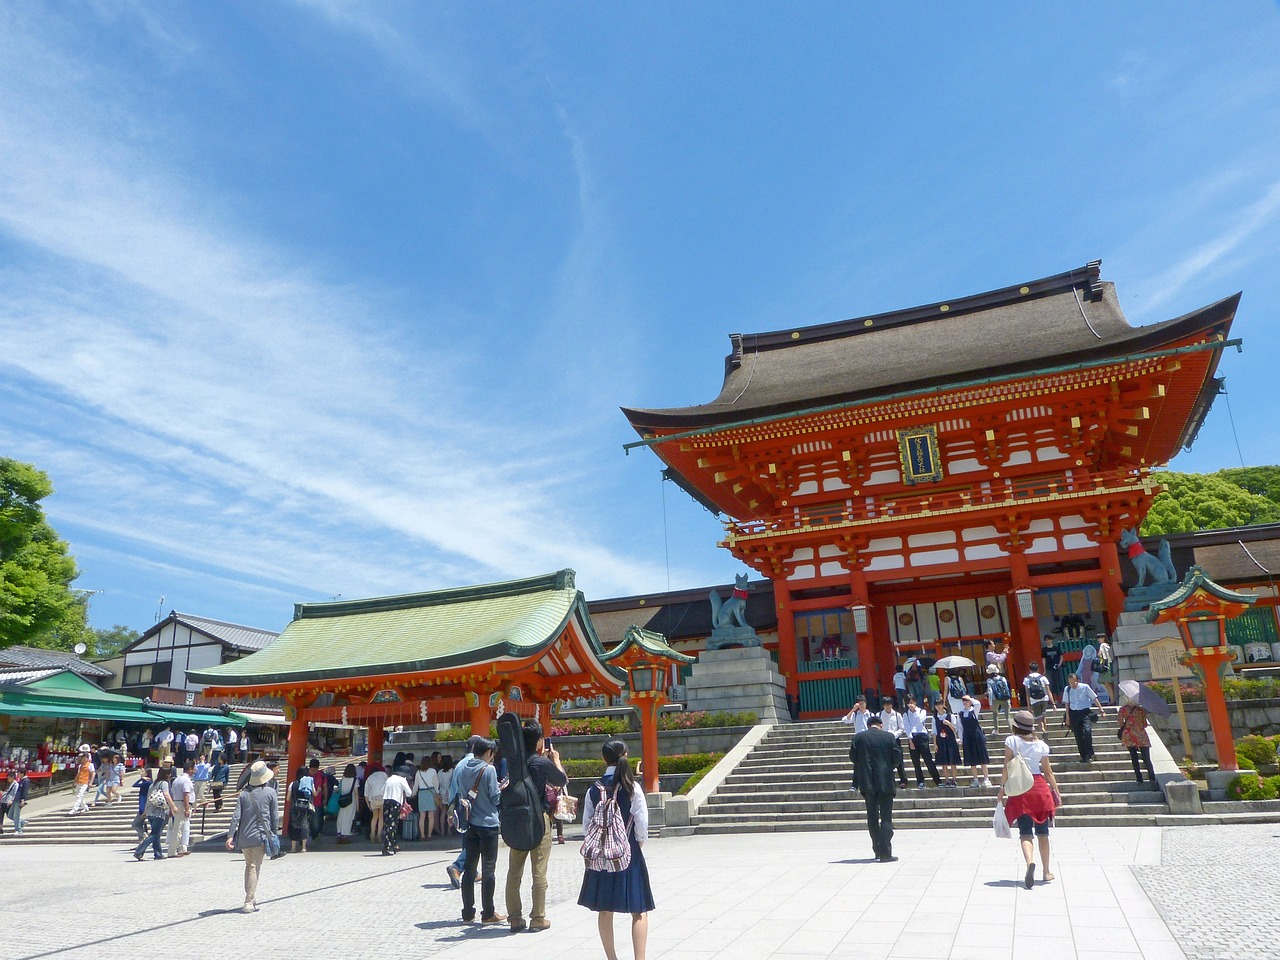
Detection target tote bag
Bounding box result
[1002,751,1035,798]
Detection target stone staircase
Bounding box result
[2,757,365,846]
[685,715,1280,834]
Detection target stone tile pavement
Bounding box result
[1,825,1274,960]
[1132,825,1280,960]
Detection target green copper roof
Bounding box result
[188,570,610,687]
[603,625,697,665]
[1143,565,1259,623]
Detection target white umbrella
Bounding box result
[931,655,976,670]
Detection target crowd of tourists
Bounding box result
[216,720,654,959]
[848,638,1154,890]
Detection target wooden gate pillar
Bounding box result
[283,712,309,833]
[367,724,385,767]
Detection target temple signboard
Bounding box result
[897,425,943,485]
[1145,635,1193,680]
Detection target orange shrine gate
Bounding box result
[624,262,1240,717]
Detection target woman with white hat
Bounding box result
[997,710,1062,889]
[226,760,279,914]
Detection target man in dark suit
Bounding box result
[851,714,904,862]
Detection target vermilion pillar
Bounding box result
[1191,648,1238,771]
[1097,540,1127,631]
[774,584,799,702]
[283,713,308,832]
[637,697,661,795]
[1007,551,1042,677]
[367,724,385,767]
[469,694,493,739]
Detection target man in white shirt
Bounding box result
[1063,673,1105,762]
[901,699,941,788]
[840,698,870,733]
[879,703,910,787]
[892,669,907,710]
[168,760,196,856]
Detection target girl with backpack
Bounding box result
[986,664,1013,733]
[578,739,654,960]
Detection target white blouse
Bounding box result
[1004,735,1051,775]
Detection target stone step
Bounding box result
[687,812,1172,834]
[718,770,1153,790]
[737,757,1136,773]
[703,787,1163,808]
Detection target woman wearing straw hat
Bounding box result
[997,710,1063,889]
[226,760,279,914]
[1116,681,1158,784]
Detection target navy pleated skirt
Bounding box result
[578,836,655,914]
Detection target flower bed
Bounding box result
[657,710,758,731]
[1151,677,1280,703]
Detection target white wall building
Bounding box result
[113,612,278,694]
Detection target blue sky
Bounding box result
[2,3,1279,634]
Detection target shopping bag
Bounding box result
[992,802,1012,839]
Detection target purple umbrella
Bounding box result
[1118,679,1172,718]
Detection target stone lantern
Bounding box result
[1144,565,1256,772]
[603,626,695,794]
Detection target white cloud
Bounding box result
[0,8,674,617]
[1136,178,1280,315]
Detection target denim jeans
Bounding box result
[461,825,500,920]
[135,814,166,859]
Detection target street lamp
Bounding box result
[603,626,696,794]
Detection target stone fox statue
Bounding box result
[710,574,751,629]
[1119,528,1177,586]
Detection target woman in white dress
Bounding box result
[335,763,358,843]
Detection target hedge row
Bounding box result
[1226,773,1280,801]
[562,752,725,780]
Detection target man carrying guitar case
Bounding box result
[497,712,567,933]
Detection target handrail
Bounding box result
[724,468,1154,542]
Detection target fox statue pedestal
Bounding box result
[684,647,789,724]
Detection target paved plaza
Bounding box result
[2,825,1276,960]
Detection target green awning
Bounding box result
[142,705,247,728]
[0,670,244,726]
[0,699,156,723]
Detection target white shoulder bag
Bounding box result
[1002,746,1035,798]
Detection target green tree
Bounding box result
[0,458,88,651]
[89,624,140,657]
[1142,469,1280,536]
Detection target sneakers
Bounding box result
[530,919,551,931]
[982,777,993,788]
[971,777,981,788]
[480,914,507,924]
[446,865,462,888]
[916,782,927,790]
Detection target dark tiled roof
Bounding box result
[0,646,113,678]
[623,263,1239,430]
